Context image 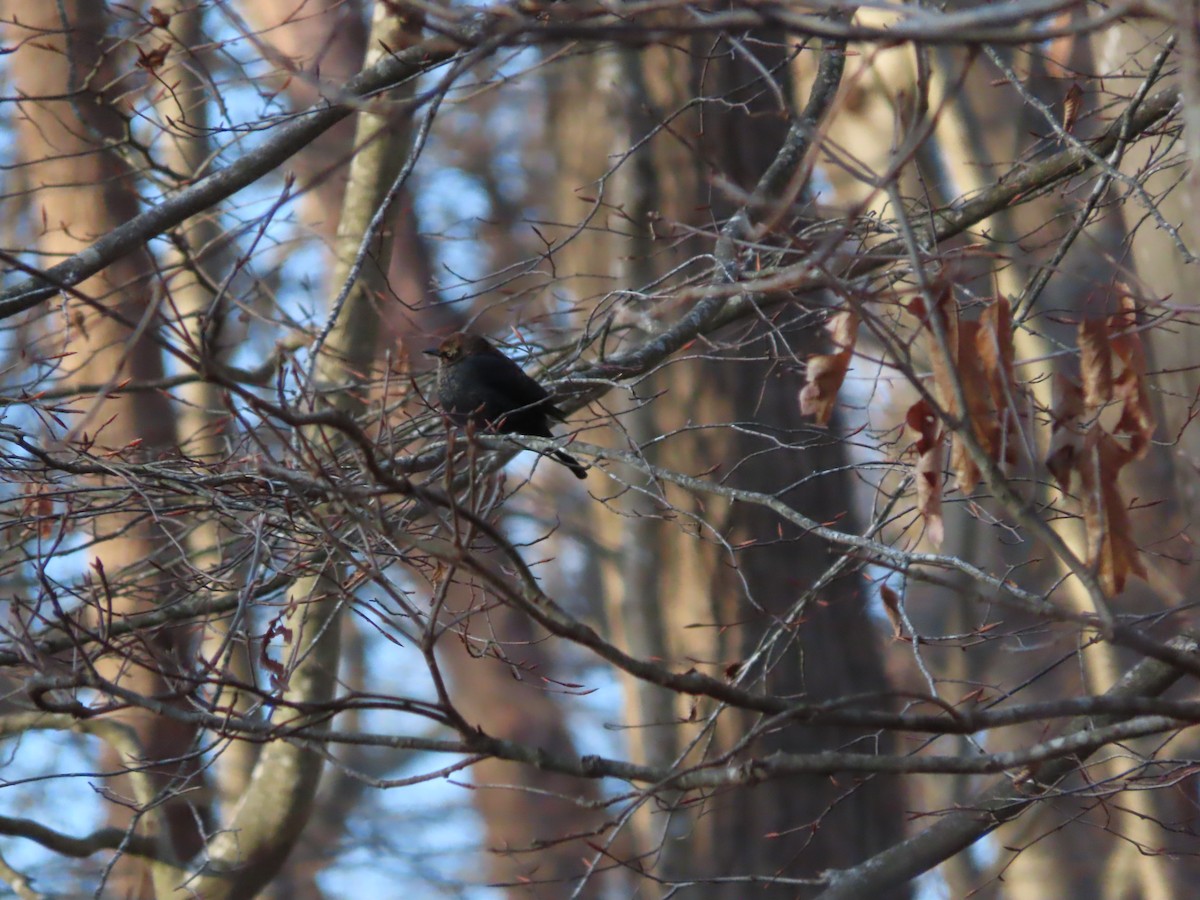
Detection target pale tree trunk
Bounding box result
[235,0,445,338]
[943,35,1178,900]
[152,0,264,819]
[220,6,429,893]
[5,5,203,896]
[235,0,369,250]
[924,42,1123,900]
[184,3,420,896]
[1080,22,1200,900]
[804,13,1183,899]
[171,5,366,894]
[236,5,610,893]
[546,36,699,866]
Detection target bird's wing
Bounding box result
[469,354,553,409]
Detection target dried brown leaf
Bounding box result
[950,321,995,494]
[914,287,979,492]
[1063,82,1084,134]
[906,398,945,546]
[1109,293,1155,458]
[977,296,1020,465]
[1046,374,1085,492]
[1078,428,1146,595]
[1108,291,1145,369]
[21,484,55,539]
[919,284,961,422]
[1113,369,1155,459]
[914,291,1024,495]
[880,585,905,640]
[800,310,859,425]
[136,43,171,72]
[1078,316,1112,410]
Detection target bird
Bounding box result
[425,332,588,479]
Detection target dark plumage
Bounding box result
[425,333,587,479]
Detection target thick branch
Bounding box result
[814,635,1200,899]
[0,816,162,863]
[0,37,459,321]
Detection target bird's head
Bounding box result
[423,332,496,364]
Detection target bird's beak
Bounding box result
[422,348,440,358]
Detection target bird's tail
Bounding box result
[552,449,588,480]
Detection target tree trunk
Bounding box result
[6,4,203,894]
[547,27,908,896]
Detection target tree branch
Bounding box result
[0,37,460,321]
[815,635,1200,899]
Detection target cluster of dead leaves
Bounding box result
[799,291,1152,595]
[134,8,173,72]
[1045,295,1153,594]
[891,292,1022,547]
[799,293,1022,548]
[911,290,1020,501]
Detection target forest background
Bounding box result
[0,2,1198,899]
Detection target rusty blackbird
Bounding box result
[425,333,587,479]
